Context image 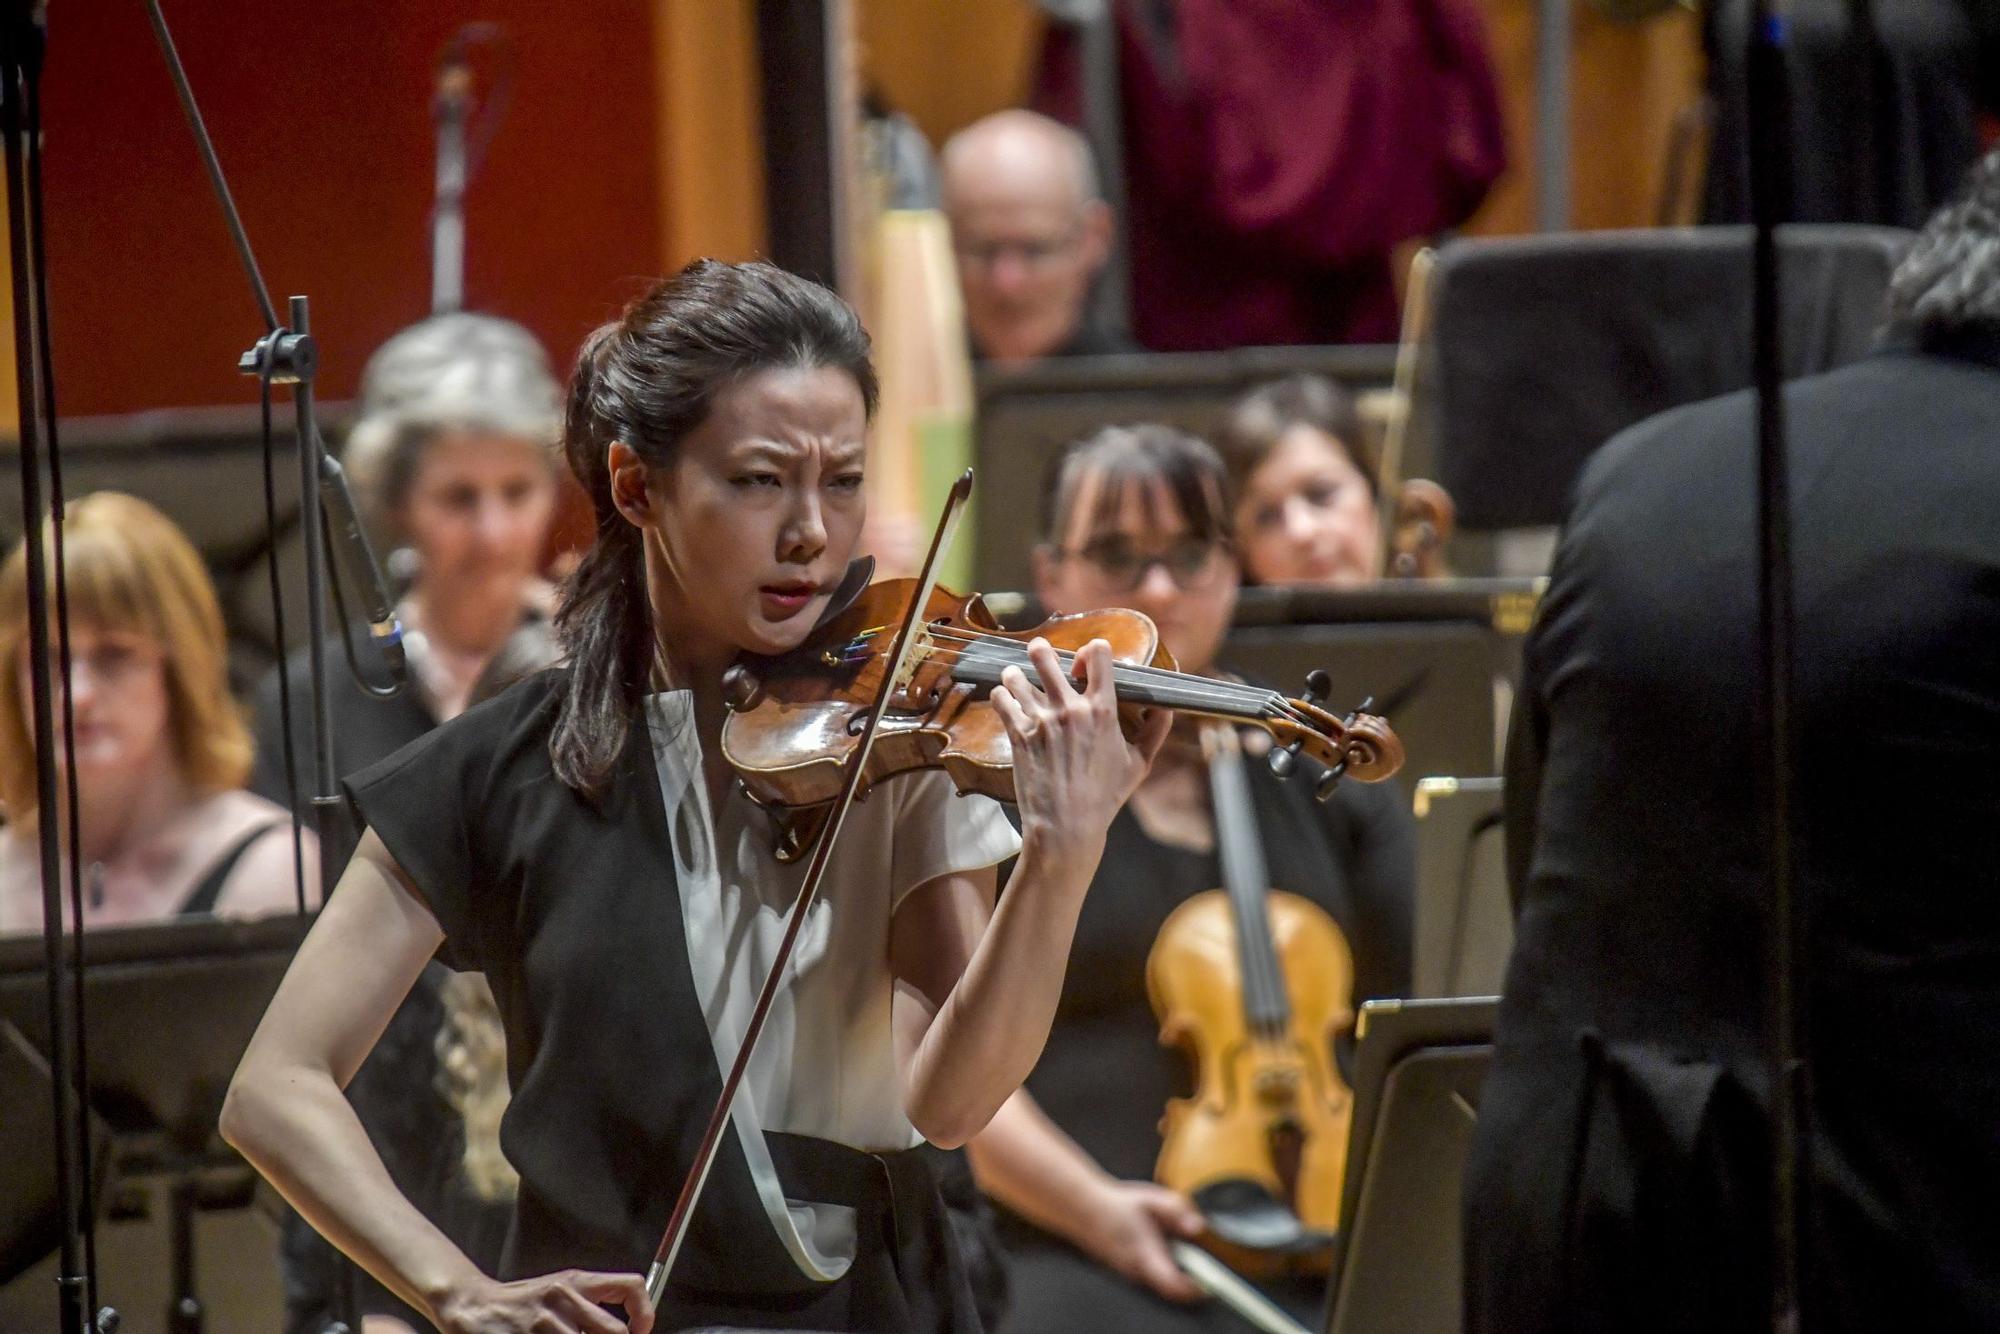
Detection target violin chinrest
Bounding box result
[1193,1178,1337,1257]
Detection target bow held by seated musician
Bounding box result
[219,258,1171,1334]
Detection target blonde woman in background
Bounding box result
[0,492,314,934]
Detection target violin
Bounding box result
[1147,723,1356,1278]
[1389,477,1456,580]
[646,472,1404,1304]
[718,575,1404,858]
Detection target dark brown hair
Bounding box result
[1038,423,1233,547]
[551,259,877,797]
[1215,374,1376,501]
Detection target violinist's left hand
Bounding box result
[991,637,1171,859]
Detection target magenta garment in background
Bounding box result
[1039,0,1507,350]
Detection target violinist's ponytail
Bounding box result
[548,260,876,799]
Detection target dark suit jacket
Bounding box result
[1468,325,2000,1332]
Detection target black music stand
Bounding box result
[0,916,307,1330]
[0,1020,114,1283]
[1410,225,1909,534]
[1322,996,1498,1334]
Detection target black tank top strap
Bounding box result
[178,819,287,918]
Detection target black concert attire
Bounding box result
[1468,325,2000,1332]
[340,669,1010,1332]
[992,752,1415,1333]
[250,630,438,868]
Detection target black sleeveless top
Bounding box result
[344,669,993,1330]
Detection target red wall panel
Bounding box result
[43,2,661,417]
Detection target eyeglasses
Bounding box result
[20,635,164,690]
[1058,536,1230,593]
[954,229,1082,273]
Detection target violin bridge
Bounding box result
[891,623,935,696]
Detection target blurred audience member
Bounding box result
[942,109,1130,365]
[251,313,559,1334]
[1217,374,1383,587]
[0,493,313,934]
[251,312,561,833]
[1037,1,1504,349]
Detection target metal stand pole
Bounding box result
[1535,0,1573,231]
[1746,4,1806,1331]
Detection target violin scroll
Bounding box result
[1264,685,1405,801]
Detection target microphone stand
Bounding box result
[1746,3,1807,1331]
[431,52,469,315]
[2,4,113,1329]
[142,2,401,1328]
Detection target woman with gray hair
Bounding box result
[251,312,563,810]
[251,312,563,1334]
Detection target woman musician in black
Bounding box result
[222,259,1170,1333]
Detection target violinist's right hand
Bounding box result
[1075,1178,1206,1304]
[431,1269,655,1333]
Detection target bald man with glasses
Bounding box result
[942,110,1135,366]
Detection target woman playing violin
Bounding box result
[966,424,1416,1332]
[221,259,1169,1334]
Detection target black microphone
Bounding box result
[317,447,408,683]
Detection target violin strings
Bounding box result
[843,624,1318,726]
[922,638,1312,726]
[828,621,1314,720]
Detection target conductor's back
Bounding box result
[1468,153,2000,1333]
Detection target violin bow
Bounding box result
[645,469,977,1307]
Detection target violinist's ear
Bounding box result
[608,441,654,528]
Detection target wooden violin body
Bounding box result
[721,577,1404,821]
[1148,889,1356,1275]
[1389,477,1456,580]
[1143,722,1361,1278]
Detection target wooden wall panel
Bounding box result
[653,0,767,269]
[1467,0,1707,235]
[855,0,1045,151]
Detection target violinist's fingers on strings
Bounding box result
[991,680,1036,743]
[1076,638,1118,708]
[1025,635,1082,703]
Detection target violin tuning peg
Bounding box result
[721,664,764,713]
[1303,669,1332,706]
[1315,764,1346,803]
[1268,743,1301,779]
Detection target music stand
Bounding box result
[1322,997,1498,1334]
[1410,777,1512,998]
[0,915,308,1328]
[1410,224,1909,534]
[0,1020,114,1283]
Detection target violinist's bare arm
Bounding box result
[221,831,654,1334]
[888,637,1171,1148]
[967,1091,1203,1303]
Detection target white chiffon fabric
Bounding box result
[643,691,1020,1278]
